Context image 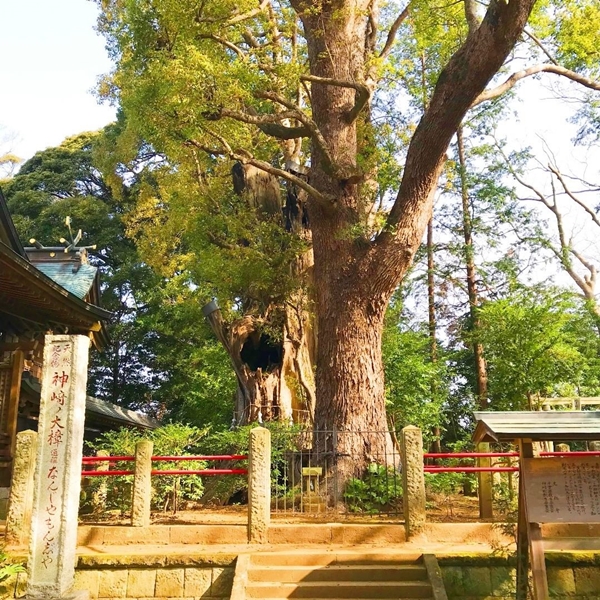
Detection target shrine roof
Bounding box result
[34,262,97,299]
[22,375,159,431]
[0,241,111,340]
[473,411,600,443]
[85,395,159,430]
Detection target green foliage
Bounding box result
[83,423,209,514]
[344,464,402,514]
[474,287,600,409]
[382,294,450,445]
[198,422,306,504]
[0,549,25,582]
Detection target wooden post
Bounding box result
[516,439,530,600]
[477,442,493,519]
[516,438,549,600]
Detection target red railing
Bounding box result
[423,450,600,473]
[81,454,248,477]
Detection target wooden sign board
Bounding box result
[522,456,600,523]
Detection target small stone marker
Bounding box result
[248,426,271,543]
[6,430,38,547]
[131,440,153,527]
[26,335,90,600]
[401,426,426,537]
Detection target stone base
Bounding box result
[26,591,89,600]
[301,501,327,513]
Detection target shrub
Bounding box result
[344,463,403,514]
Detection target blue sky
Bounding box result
[0,0,116,161]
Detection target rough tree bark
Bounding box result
[289,0,536,470]
[204,164,316,426]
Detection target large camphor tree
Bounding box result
[96,0,600,469]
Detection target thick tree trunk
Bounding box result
[204,304,315,426]
[313,288,396,484]
[291,0,535,476]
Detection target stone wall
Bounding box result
[0,554,236,600]
[439,552,600,600]
[3,551,600,599]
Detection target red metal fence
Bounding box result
[423,450,600,473]
[81,454,248,477]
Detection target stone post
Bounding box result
[91,451,110,514]
[26,334,90,600]
[401,426,426,538]
[131,440,153,527]
[248,427,271,543]
[556,443,570,453]
[6,430,38,547]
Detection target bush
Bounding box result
[344,464,403,514]
[82,423,209,515]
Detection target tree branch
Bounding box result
[372,0,537,291]
[187,134,332,206]
[255,90,335,169]
[464,0,480,35]
[300,74,371,123]
[523,28,558,65]
[198,34,247,59]
[226,0,270,25]
[378,4,410,60]
[548,164,600,229]
[472,64,600,107]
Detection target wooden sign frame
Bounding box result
[516,441,600,600]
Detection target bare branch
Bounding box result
[198,34,247,59]
[523,28,558,65]
[256,90,335,169]
[548,165,600,229]
[220,108,301,126]
[472,64,600,107]
[378,4,410,60]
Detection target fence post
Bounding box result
[5,430,38,547]
[131,440,153,527]
[248,426,271,543]
[477,442,494,519]
[401,426,426,538]
[91,450,110,514]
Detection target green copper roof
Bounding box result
[34,262,97,299]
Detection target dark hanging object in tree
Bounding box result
[231,162,282,219]
[284,160,310,233]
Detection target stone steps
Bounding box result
[245,580,434,598]
[232,552,447,600]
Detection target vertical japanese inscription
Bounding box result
[27,334,90,599]
[40,342,71,570]
[524,456,600,523]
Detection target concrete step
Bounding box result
[245,580,433,598]
[248,564,428,582]
[250,552,422,567]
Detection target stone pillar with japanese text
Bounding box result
[26,335,90,600]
